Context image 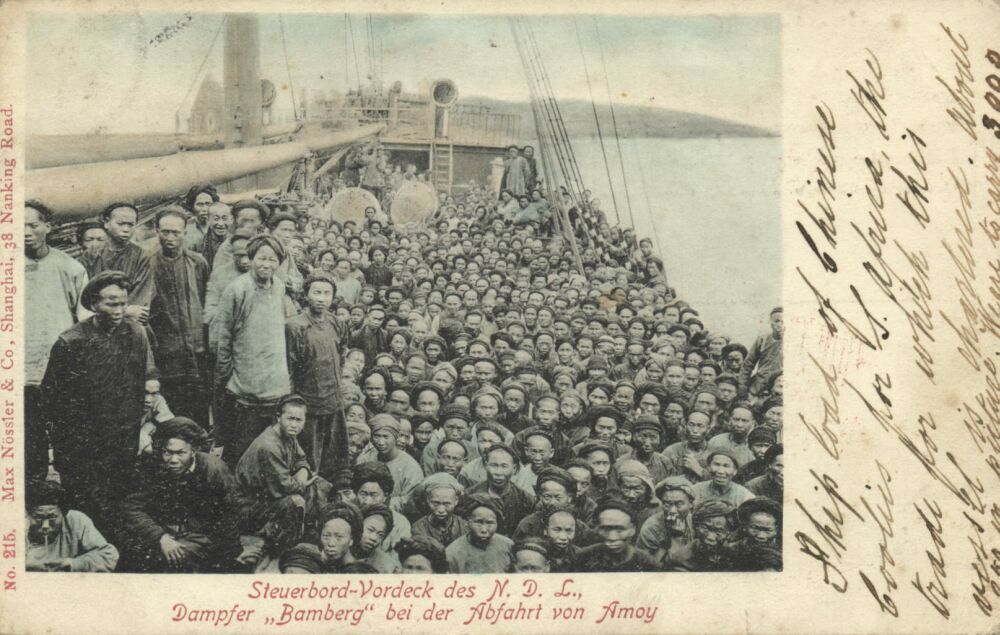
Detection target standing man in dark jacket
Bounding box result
[89,203,154,322]
[286,275,348,478]
[121,418,248,572]
[148,206,211,424]
[41,271,155,528]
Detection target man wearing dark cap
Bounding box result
[637,476,696,566]
[446,492,514,573]
[41,270,156,526]
[513,467,599,546]
[26,480,119,572]
[721,343,748,375]
[666,323,690,350]
[626,415,673,484]
[418,335,445,367]
[121,418,249,572]
[574,405,631,461]
[691,449,755,507]
[736,427,777,483]
[746,444,783,502]
[706,400,757,470]
[575,495,660,572]
[467,444,535,537]
[612,339,647,382]
[671,499,737,571]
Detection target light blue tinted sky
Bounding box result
[27,12,780,134]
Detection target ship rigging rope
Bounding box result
[279,16,299,121]
[366,14,377,83]
[513,22,576,203]
[573,17,622,225]
[175,15,227,126]
[345,14,363,91]
[593,18,635,229]
[508,18,586,273]
[519,19,588,206]
[516,18,616,260]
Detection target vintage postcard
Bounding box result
[0,0,997,632]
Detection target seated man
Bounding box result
[746,444,783,502]
[235,395,332,555]
[513,466,598,546]
[121,418,247,572]
[574,494,661,572]
[446,493,514,574]
[670,499,737,572]
[26,480,119,572]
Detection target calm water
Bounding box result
[569,137,782,345]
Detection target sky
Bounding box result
[27,12,781,135]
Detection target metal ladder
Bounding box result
[430,141,454,194]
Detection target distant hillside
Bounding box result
[461,96,778,139]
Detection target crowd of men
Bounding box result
[23,146,783,574]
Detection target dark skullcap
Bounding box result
[541,503,578,525]
[352,461,395,496]
[515,360,538,374]
[706,447,742,470]
[535,466,577,497]
[423,335,447,350]
[316,501,364,544]
[500,378,528,396]
[575,440,614,461]
[594,493,637,524]
[484,442,519,467]
[439,403,471,423]
[654,476,696,501]
[635,382,670,406]
[512,539,550,560]
[396,536,448,573]
[748,426,777,446]
[279,544,322,574]
[721,343,748,359]
[633,414,664,436]
[81,270,131,311]
[615,379,637,392]
[666,323,690,337]
[523,427,556,446]
[151,417,208,448]
[586,355,610,370]
[764,443,784,464]
[460,492,505,527]
[737,496,782,526]
[410,381,444,408]
[533,391,560,406]
[359,502,395,536]
[331,468,354,493]
[585,404,625,429]
[692,499,736,524]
